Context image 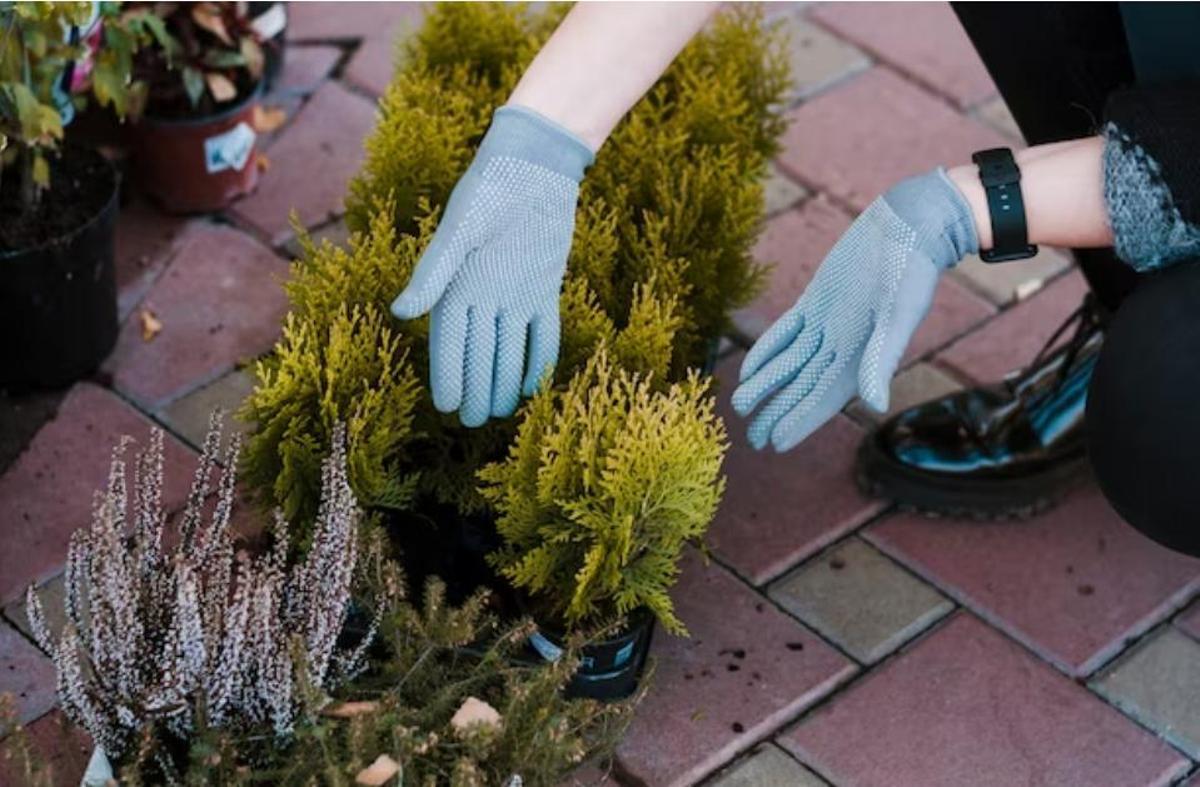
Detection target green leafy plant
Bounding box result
[244,3,785,528]
[480,349,727,634]
[127,1,269,117]
[0,1,150,211]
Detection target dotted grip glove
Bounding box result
[732,168,978,451]
[390,105,594,427]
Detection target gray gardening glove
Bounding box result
[732,168,979,451]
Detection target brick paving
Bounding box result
[2,4,1197,785]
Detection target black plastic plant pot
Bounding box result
[527,607,657,701]
[0,149,119,391]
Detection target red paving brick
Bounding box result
[937,268,1089,383]
[616,550,855,787]
[777,67,1009,211]
[114,197,188,321]
[1178,600,1200,641]
[0,384,196,603]
[0,623,56,725]
[271,44,342,96]
[809,2,996,108]
[783,613,1190,787]
[286,1,423,42]
[707,355,886,586]
[344,35,393,97]
[0,710,93,787]
[231,82,378,244]
[104,223,289,408]
[866,485,1200,676]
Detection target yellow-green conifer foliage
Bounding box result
[480,350,727,634]
[243,2,786,524]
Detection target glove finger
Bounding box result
[771,353,858,452]
[746,350,835,450]
[429,300,467,415]
[857,258,938,412]
[390,233,464,319]
[731,326,824,416]
[739,308,805,383]
[491,312,527,419]
[523,313,560,397]
[460,308,498,428]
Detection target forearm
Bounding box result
[947,137,1113,251]
[507,2,717,151]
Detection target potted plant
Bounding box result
[479,349,728,699]
[0,2,149,389]
[240,3,786,543]
[128,1,271,213]
[15,414,634,786]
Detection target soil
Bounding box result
[384,504,510,609]
[0,148,116,252]
[134,47,262,121]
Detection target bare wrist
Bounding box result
[947,163,993,251]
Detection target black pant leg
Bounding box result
[952,3,1141,313]
[1087,259,1200,557]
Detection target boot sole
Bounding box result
[855,435,1091,521]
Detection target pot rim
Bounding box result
[536,605,656,649]
[137,77,264,128]
[0,147,119,261]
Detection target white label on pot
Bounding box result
[204,122,256,174]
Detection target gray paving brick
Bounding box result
[1092,627,1200,759]
[770,537,953,664]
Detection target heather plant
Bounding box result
[244,2,785,525]
[480,349,727,635]
[24,417,389,772]
[9,583,635,787]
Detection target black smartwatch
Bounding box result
[971,148,1038,263]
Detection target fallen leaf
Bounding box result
[191,3,232,45]
[139,309,162,342]
[450,696,501,733]
[251,104,287,133]
[255,153,270,173]
[205,72,237,102]
[322,700,379,718]
[355,754,401,786]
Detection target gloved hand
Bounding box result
[390,105,594,427]
[732,168,979,451]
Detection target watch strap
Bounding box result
[972,148,1038,263]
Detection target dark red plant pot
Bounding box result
[0,148,119,390]
[132,83,263,214]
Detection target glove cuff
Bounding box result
[478,104,596,182]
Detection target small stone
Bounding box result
[451,696,502,733]
[356,754,401,786]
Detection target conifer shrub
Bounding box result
[243,2,786,524]
[479,350,727,635]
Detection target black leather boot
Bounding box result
[857,295,1104,519]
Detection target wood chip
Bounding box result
[139,309,162,342]
[450,696,502,733]
[355,754,401,786]
[255,153,270,173]
[322,700,379,718]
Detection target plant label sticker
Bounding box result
[204,122,256,174]
[528,631,564,663]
